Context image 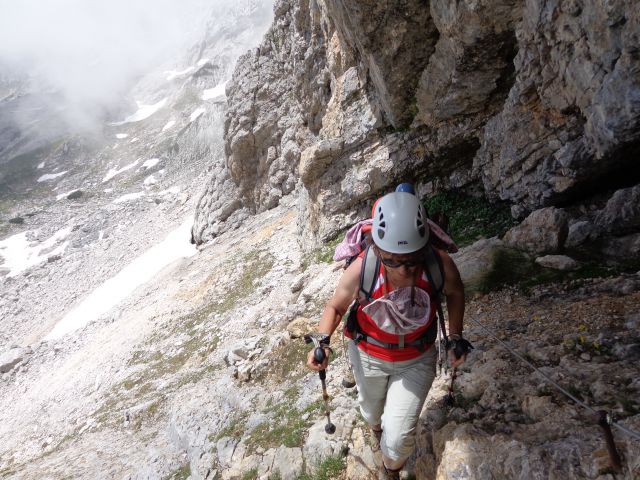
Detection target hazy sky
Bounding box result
[0,0,272,135]
[0,0,212,104]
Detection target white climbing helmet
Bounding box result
[372,192,429,254]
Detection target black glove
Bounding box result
[446,336,474,359]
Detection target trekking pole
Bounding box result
[597,410,622,472]
[444,367,457,407]
[304,334,336,434]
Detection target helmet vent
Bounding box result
[378,229,385,239]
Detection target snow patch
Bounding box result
[113,192,145,204]
[161,120,176,132]
[142,158,160,170]
[115,133,129,139]
[56,189,80,201]
[159,186,181,196]
[165,66,195,81]
[44,218,197,340]
[130,137,139,143]
[0,227,72,277]
[202,82,227,101]
[37,171,68,182]
[144,175,157,186]
[110,98,168,125]
[189,107,206,122]
[103,160,139,182]
[197,58,210,66]
[37,162,45,169]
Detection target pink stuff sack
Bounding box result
[361,286,432,335]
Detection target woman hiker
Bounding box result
[306,191,470,479]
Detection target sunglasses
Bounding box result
[379,256,422,269]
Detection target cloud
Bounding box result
[1,0,210,98]
[0,0,218,134]
[0,0,274,146]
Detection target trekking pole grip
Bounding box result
[314,346,326,364]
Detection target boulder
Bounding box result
[565,220,597,248]
[601,232,640,259]
[236,364,252,382]
[0,347,29,373]
[228,339,259,362]
[452,237,505,292]
[66,190,83,200]
[534,255,579,271]
[271,447,304,479]
[503,207,569,253]
[303,420,348,474]
[626,313,640,331]
[521,395,555,421]
[595,185,640,235]
[345,427,377,480]
[432,424,493,479]
[289,273,306,293]
[215,437,238,468]
[286,317,313,339]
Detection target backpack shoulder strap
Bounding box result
[359,245,380,303]
[424,245,445,299]
[424,245,449,349]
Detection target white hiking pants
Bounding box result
[348,340,437,466]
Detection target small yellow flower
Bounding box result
[578,324,587,332]
[578,335,586,344]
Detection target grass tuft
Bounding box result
[162,463,191,480]
[301,234,345,271]
[243,388,323,454]
[477,247,636,294]
[423,191,516,247]
[297,454,347,480]
[241,467,259,480]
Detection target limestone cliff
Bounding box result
[192,0,640,257]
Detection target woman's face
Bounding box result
[375,247,423,276]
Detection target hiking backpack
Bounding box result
[344,243,447,350]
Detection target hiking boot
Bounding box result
[341,371,356,388]
[371,428,383,452]
[380,464,401,480]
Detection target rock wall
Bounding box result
[476,0,640,210]
[193,0,640,254]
